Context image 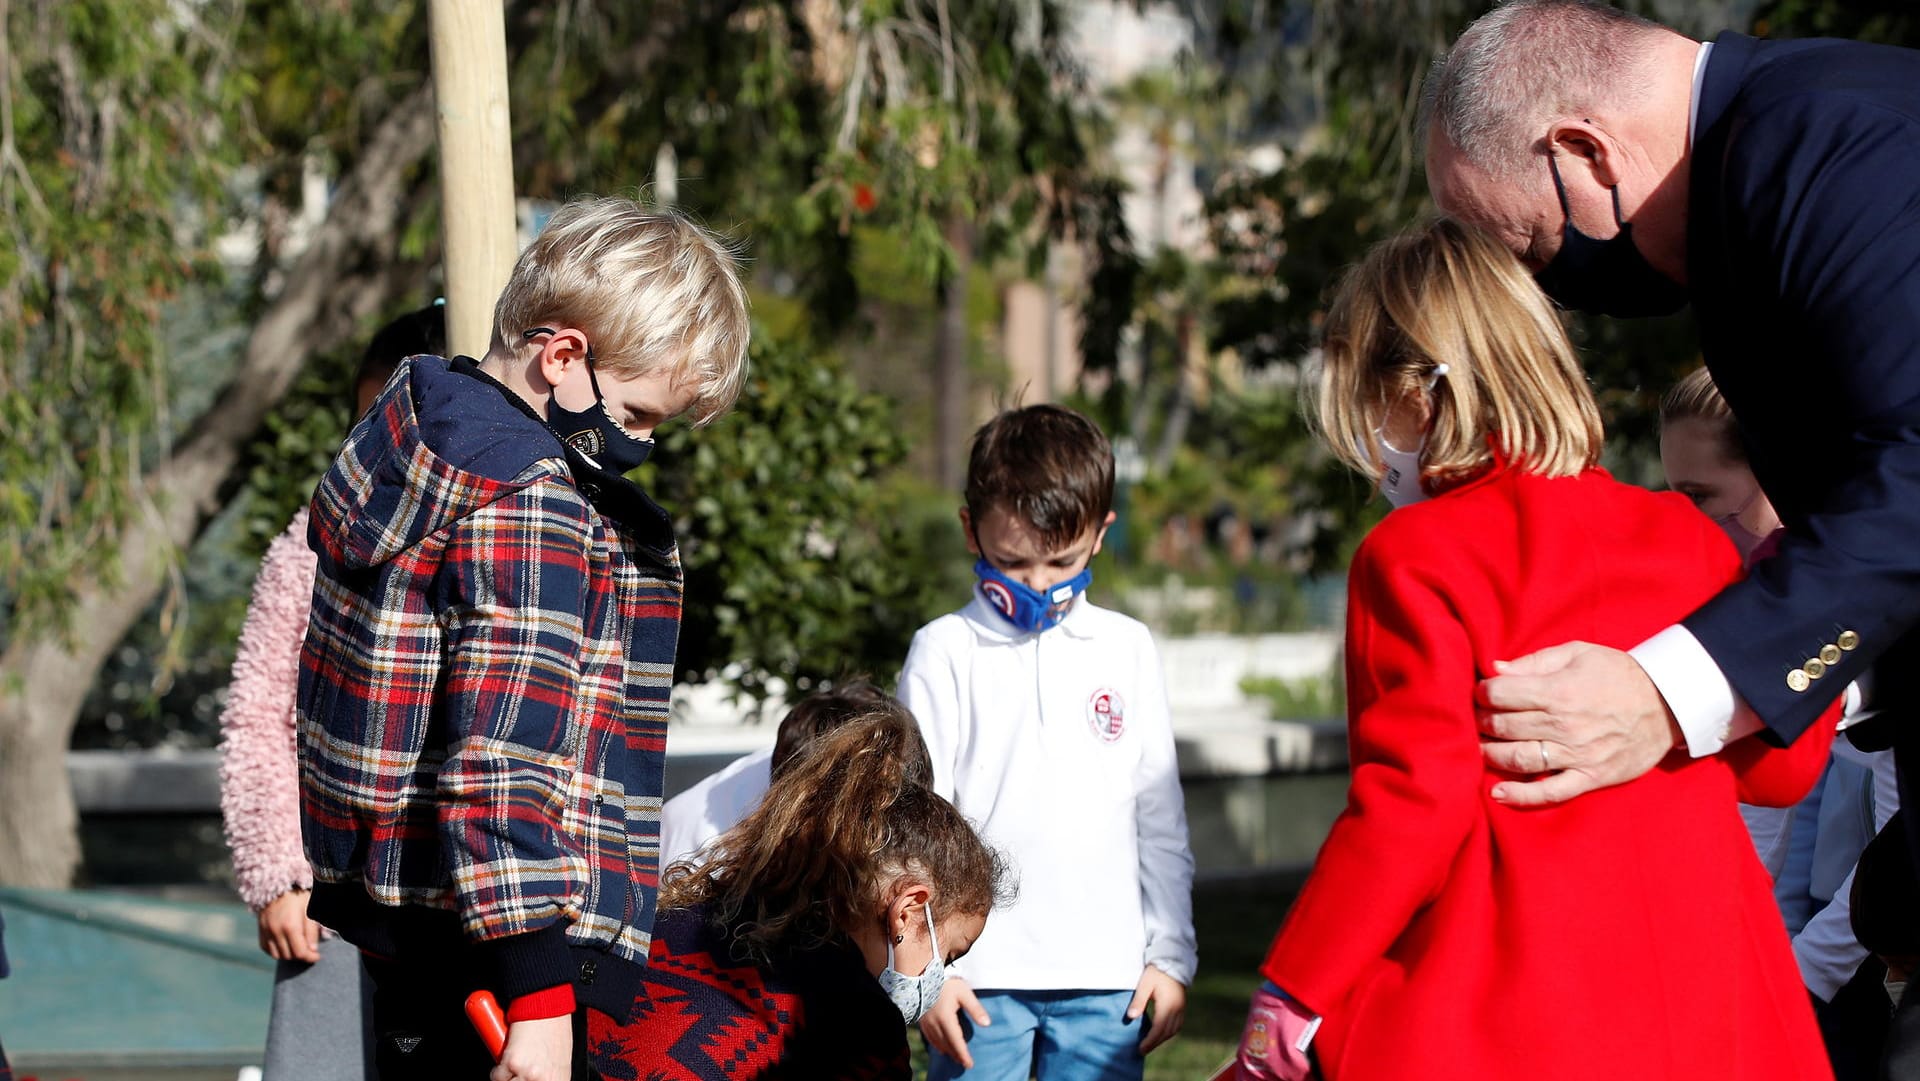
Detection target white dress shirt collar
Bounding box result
[1688,40,1715,147]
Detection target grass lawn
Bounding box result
[1145,870,1306,1080]
[913,869,1307,1080]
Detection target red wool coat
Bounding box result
[1263,464,1836,1081]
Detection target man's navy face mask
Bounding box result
[525,328,654,473]
[973,558,1091,634]
[1533,154,1688,319]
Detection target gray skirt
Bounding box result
[264,934,373,1081]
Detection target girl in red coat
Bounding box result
[1228,219,1837,1081]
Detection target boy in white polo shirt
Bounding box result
[900,404,1197,1081]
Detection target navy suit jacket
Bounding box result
[1686,32,1920,746]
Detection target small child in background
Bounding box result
[900,404,1197,1081]
[659,680,932,870]
[217,302,443,1081]
[590,708,1010,1079]
[1660,368,1796,877]
[1662,367,1900,1081]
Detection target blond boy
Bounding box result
[298,198,748,1081]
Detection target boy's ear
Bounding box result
[959,507,980,557]
[533,326,593,389]
[1089,510,1118,557]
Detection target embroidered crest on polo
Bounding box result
[1087,687,1126,742]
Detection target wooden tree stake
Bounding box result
[428,0,517,358]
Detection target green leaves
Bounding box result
[637,327,960,697]
[0,0,246,639]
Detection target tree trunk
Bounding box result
[428,0,519,358]
[0,83,437,888]
[1153,311,1198,472]
[934,218,975,492]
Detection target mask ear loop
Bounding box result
[1546,154,1575,219]
[1547,152,1630,230]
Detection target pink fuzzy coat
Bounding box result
[219,509,319,913]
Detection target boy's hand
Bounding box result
[491,1015,572,1081]
[918,976,989,1068]
[1128,965,1187,1054]
[257,889,323,964]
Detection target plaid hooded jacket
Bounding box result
[298,354,680,1018]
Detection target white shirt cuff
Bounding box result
[1629,625,1764,757]
[1836,672,1875,732]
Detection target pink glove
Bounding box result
[1231,983,1318,1081]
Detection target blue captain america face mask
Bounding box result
[973,558,1091,633]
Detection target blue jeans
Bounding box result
[927,989,1144,1081]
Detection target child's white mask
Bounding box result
[1375,364,1449,511]
[879,903,948,1025]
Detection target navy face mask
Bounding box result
[525,328,655,473]
[1533,154,1688,318]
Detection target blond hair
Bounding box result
[1660,366,1745,463]
[1315,218,1603,488]
[492,196,751,426]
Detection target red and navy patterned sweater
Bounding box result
[588,905,911,1081]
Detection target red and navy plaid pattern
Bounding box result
[587,907,911,1081]
[298,356,681,987]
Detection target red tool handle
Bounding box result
[466,989,509,1061]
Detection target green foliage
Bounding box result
[1127,0,1757,577]
[1754,0,1920,42]
[24,0,1114,757]
[0,0,246,638]
[636,328,963,698]
[1241,667,1345,721]
[230,332,366,556]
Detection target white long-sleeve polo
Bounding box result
[898,594,1198,991]
[659,747,772,870]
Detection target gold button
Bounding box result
[1788,669,1811,692]
[1838,631,1860,651]
[1820,644,1842,666]
[1804,658,1827,680]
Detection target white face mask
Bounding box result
[878,903,947,1025]
[1377,432,1429,509]
[1375,364,1449,510]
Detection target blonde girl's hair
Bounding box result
[1314,217,1604,488]
[659,709,1011,962]
[1660,366,1747,464]
[490,195,751,426]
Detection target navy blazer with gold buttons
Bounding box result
[1683,31,1920,747]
